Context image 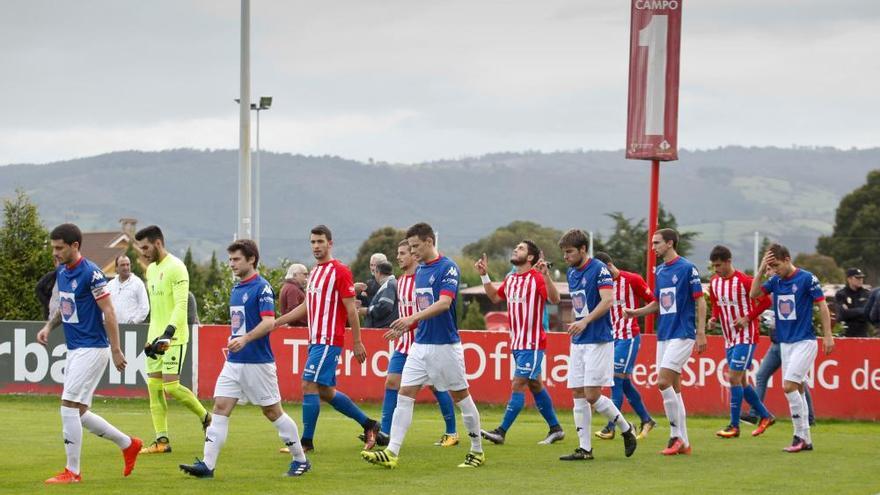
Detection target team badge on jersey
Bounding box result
[777,294,797,320]
[571,289,589,318]
[230,306,246,335]
[659,287,677,314]
[59,291,79,324]
[415,287,435,311]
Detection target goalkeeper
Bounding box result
[135,225,210,454]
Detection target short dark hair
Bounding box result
[115,254,130,267]
[594,251,612,265]
[768,243,791,261]
[709,245,732,262]
[558,229,589,250]
[310,224,332,241]
[50,223,82,247]
[522,239,541,265]
[135,225,164,243]
[655,228,679,249]
[227,239,260,268]
[406,222,435,243]
[376,261,394,276]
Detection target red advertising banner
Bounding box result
[626,0,682,161]
[196,326,880,421]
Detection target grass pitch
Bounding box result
[0,395,878,495]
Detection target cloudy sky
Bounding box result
[1,0,877,165]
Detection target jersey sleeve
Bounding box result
[597,265,613,289]
[631,273,655,303]
[89,267,110,301]
[708,280,721,319]
[336,264,356,298]
[496,276,508,301]
[259,282,276,317]
[809,274,825,302]
[168,261,190,329]
[534,273,548,300]
[761,276,775,295]
[689,266,703,299]
[439,261,460,300]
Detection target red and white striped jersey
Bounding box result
[610,271,655,339]
[497,269,547,350]
[394,272,417,354]
[306,259,356,347]
[709,270,771,348]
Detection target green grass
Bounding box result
[1,395,878,495]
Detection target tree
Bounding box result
[793,253,845,284]
[0,190,54,320]
[459,300,486,330]
[183,246,204,297]
[462,221,568,281]
[350,227,406,282]
[817,170,880,284]
[601,204,697,276]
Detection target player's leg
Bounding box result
[804,384,815,426]
[598,339,632,439]
[717,345,745,438]
[739,344,775,436]
[161,345,209,427]
[583,342,637,458]
[299,344,334,450]
[181,361,241,477]
[781,341,817,452]
[442,343,484,467]
[142,351,171,453]
[430,386,458,446]
[560,344,593,460]
[530,379,564,445]
[315,345,379,447]
[380,351,407,439]
[657,340,683,454]
[746,343,780,424]
[483,350,534,444]
[659,338,694,455]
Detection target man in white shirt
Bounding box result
[107,255,150,324]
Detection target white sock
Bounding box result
[273,413,306,462]
[799,392,811,444]
[573,398,591,451]
[594,396,631,432]
[676,392,689,447]
[784,391,805,439]
[81,411,131,449]
[456,395,483,453]
[61,406,83,474]
[388,395,415,456]
[660,387,680,439]
[203,414,229,470]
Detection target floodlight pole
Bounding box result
[645,160,660,334]
[237,0,252,241]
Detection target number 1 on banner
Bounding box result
[639,14,668,136]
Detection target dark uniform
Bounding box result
[835,268,871,337]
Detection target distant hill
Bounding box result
[2,146,878,269]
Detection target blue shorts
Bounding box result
[726,343,757,372]
[512,349,544,380]
[613,335,641,375]
[302,344,341,386]
[387,351,408,375]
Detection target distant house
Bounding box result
[80,218,145,277]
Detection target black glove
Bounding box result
[144,326,176,358]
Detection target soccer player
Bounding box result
[135,225,210,454]
[624,228,707,456]
[592,252,657,441]
[37,224,142,484]
[707,245,776,439]
[362,222,486,468]
[180,240,310,478]
[557,230,637,462]
[274,225,379,452]
[749,244,834,453]
[475,241,566,445]
[373,239,459,447]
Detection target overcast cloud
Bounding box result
[0,0,877,165]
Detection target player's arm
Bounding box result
[228,315,275,352]
[36,310,63,345]
[817,300,834,355]
[750,251,775,299]
[624,300,657,318]
[695,293,707,353]
[475,254,503,304]
[707,284,720,330]
[275,302,307,327]
[342,296,367,363]
[568,287,613,335]
[166,265,190,340]
[96,295,126,371]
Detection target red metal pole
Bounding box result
[645,159,660,334]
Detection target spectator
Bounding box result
[279,263,308,326]
[35,259,60,319]
[107,254,150,324]
[360,261,397,328]
[864,286,880,331]
[356,253,387,308]
[835,268,871,337]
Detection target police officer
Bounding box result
[835,268,871,337]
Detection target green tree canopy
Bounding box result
[462,221,567,280]
[0,190,54,320]
[600,204,697,275]
[350,226,406,281]
[817,170,880,284]
[794,253,845,284]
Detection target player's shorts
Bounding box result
[62,347,109,407]
[613,335,641,375]
[512,349,544,380]
[401,343,468,392]
[387,350,408,375]
[302,344,342,387]
[568,342,614,388]
[725,343,757,372]
[656,338,695,374]
[214,361,281,406]
[145,344,186,375]
[780,339,817,384]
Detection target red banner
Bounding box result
[196,326,880,421]
[626,0,682,161]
